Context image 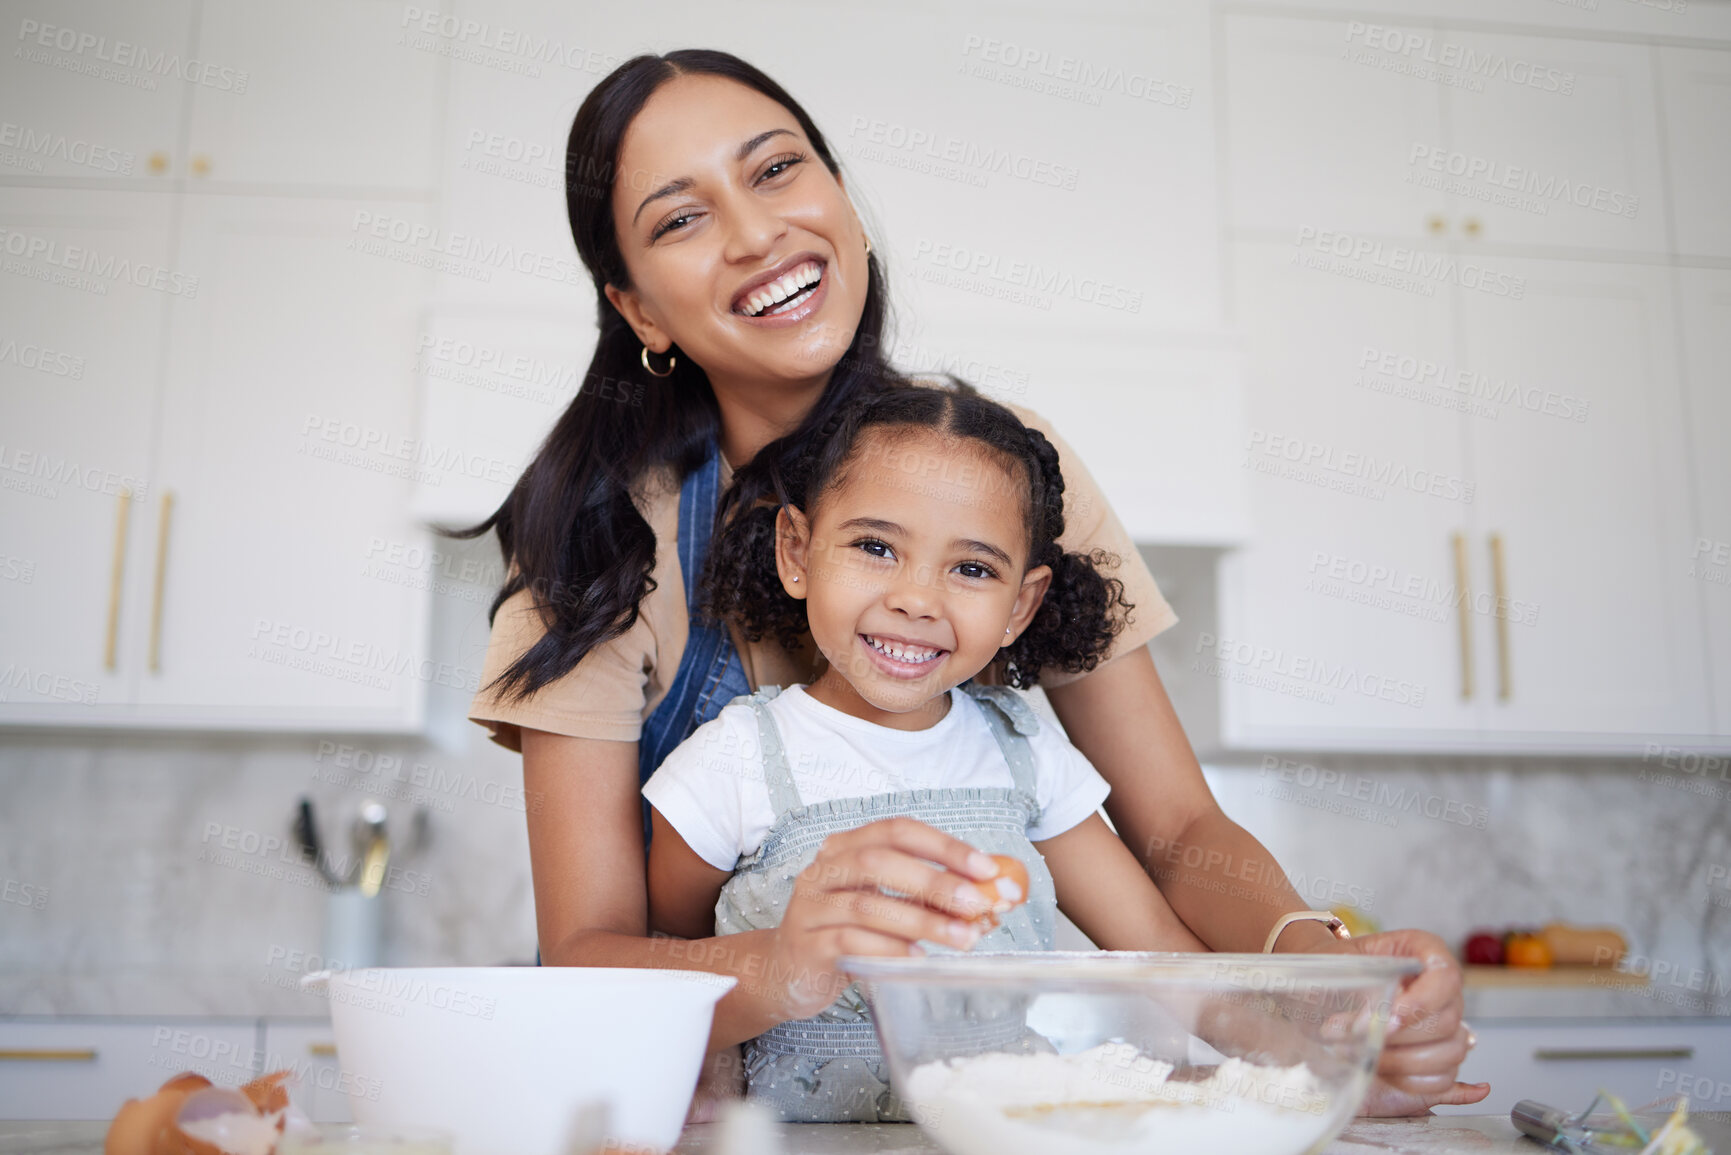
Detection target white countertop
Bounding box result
[11,1116,1731,1154]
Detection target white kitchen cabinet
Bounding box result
[0,188,176,723]
[133,195,435,729]
[184,0,441,193]
[1437,32,1666,254]
[1440,1020,1731,1118]
[0,0,191,184]
[0,1018,260,1120]
[259,1020,351,1123]
[1454,259,1709,745]
[1676,269,1731,735]
[1658,47,1731,260]
[1218,240,1478,747]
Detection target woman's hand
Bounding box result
[764,816,1005,1021]
[1342,928,1491,1115]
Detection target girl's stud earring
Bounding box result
[641,344,676,378]
[864,234,872,257]
[791,575,800,582]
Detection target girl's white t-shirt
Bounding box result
[641,684,1112,871]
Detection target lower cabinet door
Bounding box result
[1441,1021,1731,1117]
[0,1019,260,1120]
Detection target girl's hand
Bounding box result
[1341,928,1492,1115]
[765,816,1004,1021]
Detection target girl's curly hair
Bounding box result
[701,377,1134,688]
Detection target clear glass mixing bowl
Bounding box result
[842,951,1421,1155]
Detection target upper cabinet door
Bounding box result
[1219,240,1478,749]
[0,187,176,720]
[1438,32,1667,254]
[1222,13,1446,240]
[1675,269,1731,736]
[183,0,441,193]
[0,0,191,183]
[1658,46,1731,260]
[136,195,434,730]
[1453,258,1709,745]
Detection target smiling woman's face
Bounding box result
[604,74,870,392]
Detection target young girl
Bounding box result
[641,381,1209,1123]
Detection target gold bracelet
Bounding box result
[1263,911,1351,953]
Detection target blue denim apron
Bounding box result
[536,441,750,964]
[637,440,755,847]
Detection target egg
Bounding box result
[965,855,1030,927]
[105,1071,292,1155]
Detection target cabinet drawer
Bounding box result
[0,1020,260,1121]
[1441,1022,1731,1116]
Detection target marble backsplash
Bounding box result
[1,544,1726,1018]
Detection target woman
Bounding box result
[452,49,1488,1118]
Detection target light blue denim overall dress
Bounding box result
[713,682,1059,1123]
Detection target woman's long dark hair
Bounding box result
[442,50,908,703]
[704,381,1134,688]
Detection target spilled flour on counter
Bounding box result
[903,1043,1341,1155]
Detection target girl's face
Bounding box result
[776,429,1053,730]
[603,74,869,394]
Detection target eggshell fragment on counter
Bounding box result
[105,1071,293,1155]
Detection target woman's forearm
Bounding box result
[1045,647,1340,954]
[545,925,808,1047]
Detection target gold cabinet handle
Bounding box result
[1452,532,1473,700]
[1533,1046,1692,1062]
[0,1049,98,1061]
[309,1043,337,1057]
[105,490,132,670]
[148,492,175,673]
[1489,532,1510,702]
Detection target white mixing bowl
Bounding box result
[303,967,736,1155]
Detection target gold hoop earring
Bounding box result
[863,235,873,257]
[641,345,676,378]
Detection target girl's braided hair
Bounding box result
[701,377,1133,688]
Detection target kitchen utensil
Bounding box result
[1513,1093,1719,1154]
[294,798,344,887]
[301,967,736,1155]
[349,801,387,888]
[843,950,1420,1155]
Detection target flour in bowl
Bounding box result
[903,1043,1342,1155]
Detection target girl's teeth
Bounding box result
[867,635,939,662]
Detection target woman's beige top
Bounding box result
[467,402,1178,752]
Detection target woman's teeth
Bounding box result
[740,262,823,317]
[863,635,943,663]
